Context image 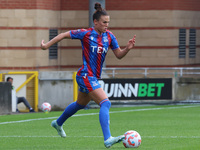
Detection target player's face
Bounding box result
[94,15,110,34]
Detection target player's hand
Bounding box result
[126,35,136,50]
[41,40,47,50]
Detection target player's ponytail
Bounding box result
[93,2,108,21]
[94,2,102,11]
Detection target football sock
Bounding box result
[57,102,85,126]
[99,98,111,141]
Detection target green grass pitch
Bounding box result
[0,104,200,150]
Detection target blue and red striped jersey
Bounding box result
[70,27,119,78]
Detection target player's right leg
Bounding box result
[52,91,90,138]
[51,120,66,138]
[51,75,95,138]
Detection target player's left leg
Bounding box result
[88,88,125,148]
[99,98,112,140]
[104,135,125,148]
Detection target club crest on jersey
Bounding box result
[103,36,108,42]
[91,36,94,40]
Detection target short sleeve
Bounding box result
[108,31,119,50]
[70,29,87,40]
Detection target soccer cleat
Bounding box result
[104,135,125,148]
[51,120,66,138]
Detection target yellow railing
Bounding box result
[0,71,39,112]
[72,72,78,102]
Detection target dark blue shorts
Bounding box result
[76,75,101,93]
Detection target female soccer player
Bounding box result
[41,3,136,148]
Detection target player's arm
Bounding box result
[112,35,136,59]
[41,31,71,50]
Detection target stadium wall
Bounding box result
[37,71,200,110]
[0,82,12,114]
[38,71,74,110]
[0,0,200,70]
[174,77,200,101]
[1,71,199,111]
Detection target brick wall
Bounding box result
[0,0,200,11]
[0,0,60,10]
[106,0,200,11]
[0,0,200,70]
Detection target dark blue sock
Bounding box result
[57,102,85,126]
[99,99,111,141]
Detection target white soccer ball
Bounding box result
[41,102,51,112]
[123,130,141,148]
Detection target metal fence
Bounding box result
[102,67,200,78]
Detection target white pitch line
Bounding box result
[109,105,198,114]
[0,105,199,125]
[0,135,200,139]
[144,136,200,139]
